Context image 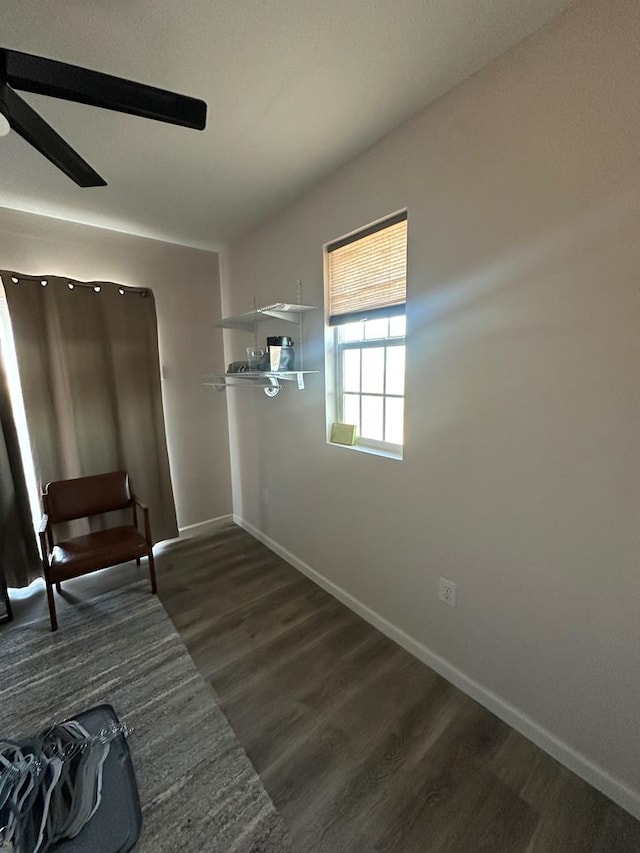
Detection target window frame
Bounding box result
[335,316,405,455]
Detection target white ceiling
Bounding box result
[1,0,573,251]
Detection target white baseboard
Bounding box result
[178,514,232,538]
[233,514,640,820]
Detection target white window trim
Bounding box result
[327,436,403,462]
[336,328,405,453]
[324,316,405,460]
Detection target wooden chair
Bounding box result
[38,471,157,631]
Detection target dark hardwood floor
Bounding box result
[153,522,640,853]
[7,520,640,851]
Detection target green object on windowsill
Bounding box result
[330,423,357,446]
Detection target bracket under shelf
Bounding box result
[203,370,319,397]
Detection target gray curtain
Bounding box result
[2,272,178,546]
[0,339,41,589]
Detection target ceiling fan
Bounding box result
[0,47,207,188]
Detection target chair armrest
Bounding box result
[132,497,153,545]
[38,515,51,561]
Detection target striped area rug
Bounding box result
[0,583,293,852]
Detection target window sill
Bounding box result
[327,439,403,461]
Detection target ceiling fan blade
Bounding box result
[2,48,207,130]
[0,83,107,187]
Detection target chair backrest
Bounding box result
[43,471,132,524]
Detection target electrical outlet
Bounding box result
[438,577,457,607]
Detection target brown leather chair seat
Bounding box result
[51,526,150,580]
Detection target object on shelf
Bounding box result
[246,347,267,370]
[266,336,294,371]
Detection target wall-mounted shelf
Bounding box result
[204,370,319,397]
[214,303,318,332]
[208,285,320,398]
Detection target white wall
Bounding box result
[0,208,232,529]
[221,0,640,815]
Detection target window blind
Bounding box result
[328,213,407,326]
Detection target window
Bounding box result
[326,212,407,456]
[337,314,406,448]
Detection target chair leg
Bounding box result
[0,572,12,623]
[45,580,58,632]
[55,582,62,593]
[136,558,141,566]
[148,550,157,594]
